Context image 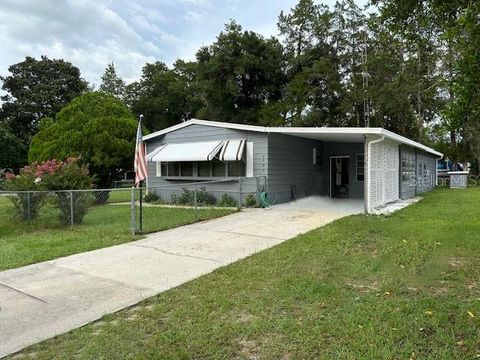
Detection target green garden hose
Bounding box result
[260,191,271,209]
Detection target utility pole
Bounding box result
[361,31,370,127]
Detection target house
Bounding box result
[143,119,443,213]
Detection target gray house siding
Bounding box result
[144,124,268,203]
[266,133,323,203]
[399,146,416,200]
[321,142,365,198]
[416,151,437,194]
[400,145,437,199]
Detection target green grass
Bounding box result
[0,196,235,271]
[8,187,480,359]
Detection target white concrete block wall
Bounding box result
[367,137,400,211]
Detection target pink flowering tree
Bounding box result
[3,163,49,220]
[4,158,93,223]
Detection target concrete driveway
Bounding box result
[0,202,360,357]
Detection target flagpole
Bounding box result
[139,114,144,233]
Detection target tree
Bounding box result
[0,123,25,171]
[371,0,474,160]
[129,60,202,132]
[278,0,343,126]
[0,56,88,139]
[278,0,326,58]
[99,62,126,99]
[196,21,285,125]
[331,0,367,126]
[446,3,480,173]
[0,56,88,170]
[28,92,138,187]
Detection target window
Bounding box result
[198,162,211,177]
[228,161,246,177]
[212,160,226,177]
[156,160,246,179]
[356,154,364,182]
[401,153,416,182]
[180,162,193,177]
[167,162,180,177]
[313,148,322,165]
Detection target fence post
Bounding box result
[131,187,136,236]
[27,191,31,220]
[194,188,198,221]
[70,190,74,230]
[238,177,242,210]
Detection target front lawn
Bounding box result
[9,187,480,359]
[0,196,235,271]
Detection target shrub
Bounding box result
[218,193,238,207]
[144,192,161,203]
[55,191,93,225]
[244,194,258,208]
[3,166,48,220]
[41,158,93,225]
[0,169,5,190]
[93,191,110,205]
[172,188,216,206]
[4,158,93,224]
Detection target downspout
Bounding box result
[365,135,385,214]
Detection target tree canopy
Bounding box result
[195,21,285,125]
[0,56,88,139]
[99,62,126,100]
[2,0,479,174]
[0,56,88,169]
[28,92,138,187]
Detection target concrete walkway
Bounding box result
[0,203,360,358]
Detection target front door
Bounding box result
[330,157,350,198]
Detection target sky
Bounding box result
[0,0,365,88]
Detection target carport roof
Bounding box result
[143,119,443,157]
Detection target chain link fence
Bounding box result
[131,178,264,235]
[0,188,138,234]
[0,178,268,236]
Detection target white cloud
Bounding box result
[0,0,358,90]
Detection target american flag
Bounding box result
[134,117,147,187]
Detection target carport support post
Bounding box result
[131,187,136,236]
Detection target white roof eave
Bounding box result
[143,119,443,158]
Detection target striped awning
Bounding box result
[147,141,224,162]
[218,139,246,161]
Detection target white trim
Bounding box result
[143,119,442,157]
[144,142,149,188]
[246,142,254,177]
